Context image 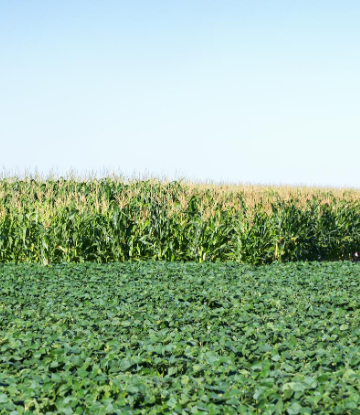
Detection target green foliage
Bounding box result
[0,178,360,264]
[1,261,360,413]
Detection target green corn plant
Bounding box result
[1,176,360,264]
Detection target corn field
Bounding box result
[1,175,360,264]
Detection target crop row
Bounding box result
[0,179,360,264]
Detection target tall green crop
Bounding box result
[0,177,359,264]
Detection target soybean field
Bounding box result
[1,261,360,414]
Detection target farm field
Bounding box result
[1,261,360,414]
[1,177,360,264]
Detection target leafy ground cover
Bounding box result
[1,178,360,264]
[1,261,360,414]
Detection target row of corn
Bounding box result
[0,177,359,264]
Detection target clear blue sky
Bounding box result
[1,1,359,187]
